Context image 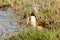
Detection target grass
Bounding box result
[4,27,60,40]
[0,0,60,40]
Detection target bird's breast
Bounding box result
[30,16,36,26]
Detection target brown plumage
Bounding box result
[37,20,45,28]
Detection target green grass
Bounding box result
[5,27,60,40]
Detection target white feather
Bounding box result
[30,16,36,27]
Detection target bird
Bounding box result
[30,12,36,27]
[24,11,45,29]
[26,12,45,28]
[26,12,36,27]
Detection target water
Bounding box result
[0,8,21,38]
